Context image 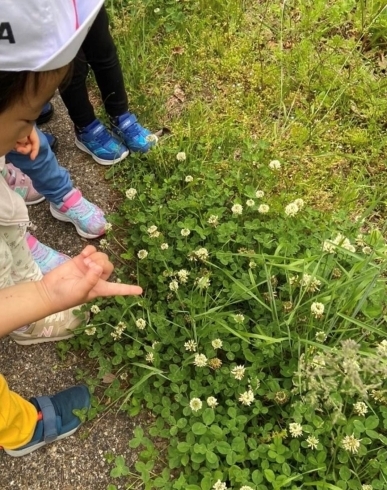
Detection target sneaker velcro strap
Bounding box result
[35,396,58,443]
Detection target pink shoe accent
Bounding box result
[59,189,82,213]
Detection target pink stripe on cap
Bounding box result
[72,0,80,29]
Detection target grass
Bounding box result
[103,0,387,217]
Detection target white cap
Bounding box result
[0,0,105,71]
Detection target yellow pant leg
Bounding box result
[0,374,37,450]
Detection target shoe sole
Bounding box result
[74,138,129,166]
[49,204,105,240]
[4,426,79,457]
[26,195,46,206]
[9,332,74,346]
[36,109,54,126]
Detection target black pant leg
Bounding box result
[81,5,128,118]
[59,51,96,128]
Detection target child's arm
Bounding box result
[0,245,142,337]
[13,126,40,160]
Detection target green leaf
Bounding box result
[177,442,191,453]
[206,451,218,465]
[216,441,232,454]
[192,422,207,435]
[232,436,246,452]
[365,415,379,430]
[203,408,216,425]
[339,466,351,481]
[264,469,276,483]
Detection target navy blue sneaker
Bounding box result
[4,385,90,457]
[75,119,129,165]
[36,102,54,125]
[111,112,157,153]
[42,132,58,153]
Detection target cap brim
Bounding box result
[35,0,104,71]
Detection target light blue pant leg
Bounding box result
[6,128,73,206]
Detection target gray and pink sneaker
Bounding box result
[49,189,106,239]
[3,163,45,206]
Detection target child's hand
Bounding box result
[14,127,40,160]
[38,245,143,311]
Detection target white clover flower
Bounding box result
[300,273,321,293]
[169,280,179,291]
[239,389,255,406]
[306,435,319,449]
[90,305,100,314]
[185,175,193,182]
[207,396,218,408]
[255,190,264,198]
[147,225,158,235]
[232,203,243,215]
[376,340,387,356]
[208,215,219,227]
[152,341,159,349]
[181,228,191,237]
[125,188,137,200]
[213,480,228,490]
[195,247,209,261]
[322,240,336,253]
[294,198,305,209]
[85,326,96,336]
[135,318,146,330]
[105,223,113,232]
[258,204,270,214]
[362,485,373,490]
[176,151,186,161]
[362,246,372,254]
[311,302,324,319]
[184,340,197,352]
[189,398,202,412]
[111,321,126,340]
[137,249,148,259]
[146,134,158,143]
[160,242,169,250]
[196,276,211,289]
[193,353,208,367]
[342,434,361,454]
[353,401,368,416]
[177,269,190,284]
[285,202,299,217]
[289,423,303,437]
[145,352,154,363]
[120,372,128,380]
[269,159,281,170]
[154,7,160,13]
[249,261,257,269]
[99,238,108,250]
[315,331,327,342]
[233,313,245,323]
[246,199,255,207]
[240,487,254,490]
[331,233,356,253]
[231,365,246,380]
[211,338,223,349]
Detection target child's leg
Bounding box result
[6,128,72,206]
[0,374,91,456]
[6,128,106,240]
[0,374,38,450]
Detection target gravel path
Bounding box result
[0,96,141,490]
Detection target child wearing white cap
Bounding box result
[0,0,142,456]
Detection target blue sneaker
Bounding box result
[4,385,91,457]
[36,102,54,125]
[75,119,129,165]
[111,112,158,153]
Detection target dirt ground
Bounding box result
[0,96,142,490]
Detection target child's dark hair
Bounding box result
[0,65,72,113]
